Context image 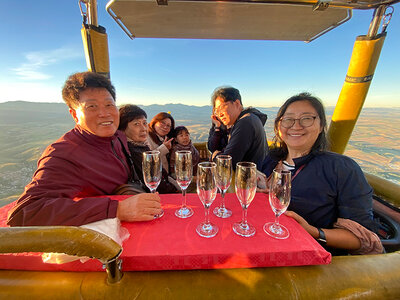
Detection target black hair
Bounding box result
[211,86,242,107]
[173,126,189,137]
[270,92,328,161]
[118,104,147,131]
[62,71,116,109]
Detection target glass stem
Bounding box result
[205,206,210,225]
[242,206,248,225]
[220,190,226,209]
[275,213,280,226]
[182,188,187,207]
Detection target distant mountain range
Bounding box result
[0,101,399,205]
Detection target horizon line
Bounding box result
[1,100,400,109]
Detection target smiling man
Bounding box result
[7,72,161,227]
[209,86,268,169]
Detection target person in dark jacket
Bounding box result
[211,86,268,169]
[258,92,383,255]
[119,105,178,194]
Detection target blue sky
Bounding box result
[0,1,399,107]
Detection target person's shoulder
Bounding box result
[314,151,361,169]
[38,128,78,160]
[116,130,127,140]
[146,135,157,148]
[235,111,255,127]
[190,142,199,152]
[316,151,354,161]
[237,109,265,127]
[258,153,277,174]
[240,108,267,124]
[47,128,77,148]
[170,143,179,151]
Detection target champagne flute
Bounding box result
[213,155,232,218]
[175,150,194,218]
[196,162,218,238]
[232,162,257,237]
[264,169,291,239]
[142,150,164,218]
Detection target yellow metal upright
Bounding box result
[327,6,389,154]
[327,34,386,153]
[81,25,110,78]
[80,0,110,78]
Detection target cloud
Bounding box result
[11,47,81,81]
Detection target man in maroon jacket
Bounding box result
[7,72,161,226]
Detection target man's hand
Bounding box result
[211,115,221,128]
[211,150,221,160]
[256,171,268,193]
[117,193,162,222]
[163,137,174,150]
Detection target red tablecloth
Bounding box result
[0,193,331,271]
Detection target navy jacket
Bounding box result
[259,151,378,233]
[214,107,268,169]
[207,124,229,153]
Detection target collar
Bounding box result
[292,152,316,168]
[282,160,295,171]
[128,139,149,148]
[175,141,193,150]
[74,125,119,146]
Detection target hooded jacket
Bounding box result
[215,107,268,169]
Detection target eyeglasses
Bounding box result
[214,103,230,117]
[158,121,171,129]
[280,116,318,128]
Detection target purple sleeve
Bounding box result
[7,156,119,227]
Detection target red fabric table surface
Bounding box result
[0,193,331,272]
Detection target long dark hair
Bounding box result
[270,92,328,161]
[148,112,175,144]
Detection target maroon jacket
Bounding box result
[7,126,130,226]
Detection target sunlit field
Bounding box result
[0,102,399,206]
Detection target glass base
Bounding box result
[232,221,256,237]
[196,222,218,238]
[263,222,290,239]
[175,206,194,218]
[213,206,232,218]
[154,208,164,219]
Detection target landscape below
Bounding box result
[0,101,399,206]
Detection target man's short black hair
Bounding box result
[62,72,116,109]
[211,86,242,107]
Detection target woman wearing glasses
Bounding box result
[259,92,383,255]
[147,112,175,173]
